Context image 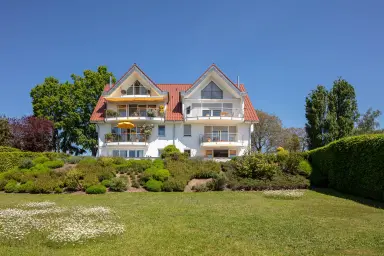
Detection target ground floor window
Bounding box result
[205,149,236,158]
[112,150,144,158]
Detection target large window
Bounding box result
[205,149,235,158]
[201,81,223,99]
[112,150,143,158]
[184,124,191,136]
[126,81,149,96]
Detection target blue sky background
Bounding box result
[1,0,383,128]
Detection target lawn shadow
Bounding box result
[310,187,384,209]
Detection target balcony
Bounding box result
[200,133,243,147]
[185,108,244,122]
[105,107,165,122]
[104,133,148,146]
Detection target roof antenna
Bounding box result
[109,76,112,89]
[237,76,240,87]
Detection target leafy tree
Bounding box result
[8,116,54,152]
[252,110,283,152]
[0,115,11,146]
[305,85,328,149]
[328,78,359,140]
[354,108,381,135]
[30,66,115,155]
[284,127,308,152]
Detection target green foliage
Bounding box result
[31,173,63,194]
[115,159,152,174]
[4,180,18,193]
[308,134,384,201]
[152,169,170,181]
[54,187,63,193]
[30,163,50,173]
[78,157,98,165]
[355,108,382,135]
[233,154,279,180]
[33,156,50,165]
[162,178,185,192]
[85,184,107,194]
[19,159,35,169]
[252,109,283,152]
[152,159,164,169]
[298,160,312,177]
[97,157,115,167]
[0,146,20,152]
[43,160,64,169]
[0,117,11,147]
[101,179,112,188]
[19,181,35,193]
[305,85,329,150]
[67,156,84,164]
[161,145,185,160]
[109,177,128,192]
[145,179,163,192]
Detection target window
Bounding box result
[184,149,191,157]
[184,124,191,136]
[126,81,149,96]
[112,150,119,157]
[201,81,223,99]
[158,125,165,137]
[112,150,144,158]
[120,150,128,158]
[229,150,236,158]
[129,150,136,158]
[186,106,191,115]
[213,149,229,158]
[118,105,127,117]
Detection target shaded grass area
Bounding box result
[0,190,383,256]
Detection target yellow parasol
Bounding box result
[117,122,135,129]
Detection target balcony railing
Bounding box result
[105,133,147,143]
[185,108,243,119]
[105,108,165,119]
[200,133,242,144]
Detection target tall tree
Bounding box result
[354,108,381,135]
[30,77,63,151]
[0,115,11,146]
[70,66,115,156]
[252,110,283,152]
[283,127,308,152]
[328,78,359,140]
[305,85,328,150]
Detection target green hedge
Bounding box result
[308,134,384,201]
[0,152,68,172]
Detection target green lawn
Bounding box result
[0,190,383,256]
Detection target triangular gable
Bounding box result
[105,64,165,96]
[182,64,244,98]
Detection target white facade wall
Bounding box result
[96,122,252,158]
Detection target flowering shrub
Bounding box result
[0,201,125,244]
[263,190,304,199]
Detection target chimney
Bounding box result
[237,76,240,87]
[109,76,112,89]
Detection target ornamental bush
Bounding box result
[4,180,18,193]
[308,134,384,201]
[43,160,64,169]
[162,178,186,192]
[109,177,128,192]
[145,179,163,192]
[298,160,312,177]
[33,156,50,165]
[86,184,107,194]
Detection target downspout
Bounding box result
[173,121,175,145]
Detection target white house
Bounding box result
[90,64,259,158]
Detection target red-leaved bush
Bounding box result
[8,116,54,152]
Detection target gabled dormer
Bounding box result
[181,64,246,122]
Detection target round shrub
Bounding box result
[33,156,50,165]
[54,187,63,193]
[298,160,312,177]
[97,157,115,167]
[109,177,128,192]
[4,180,18,193]
[19,181,35,193]
[162,178,185,192]
[101,179,112,187]
[145,179,163,192]
[43,160,64,169]
[152,159,164,169]
[85,185,107,194]
[19,159,35,169]
[153,169,170,181]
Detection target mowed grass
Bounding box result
[0,190,383,256]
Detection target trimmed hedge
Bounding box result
[0,152,68,172]
[308,134,384,201]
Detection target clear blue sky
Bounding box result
[1,0,383,128]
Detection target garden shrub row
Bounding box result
[308,134,384,201]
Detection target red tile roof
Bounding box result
[90,66,259,122]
